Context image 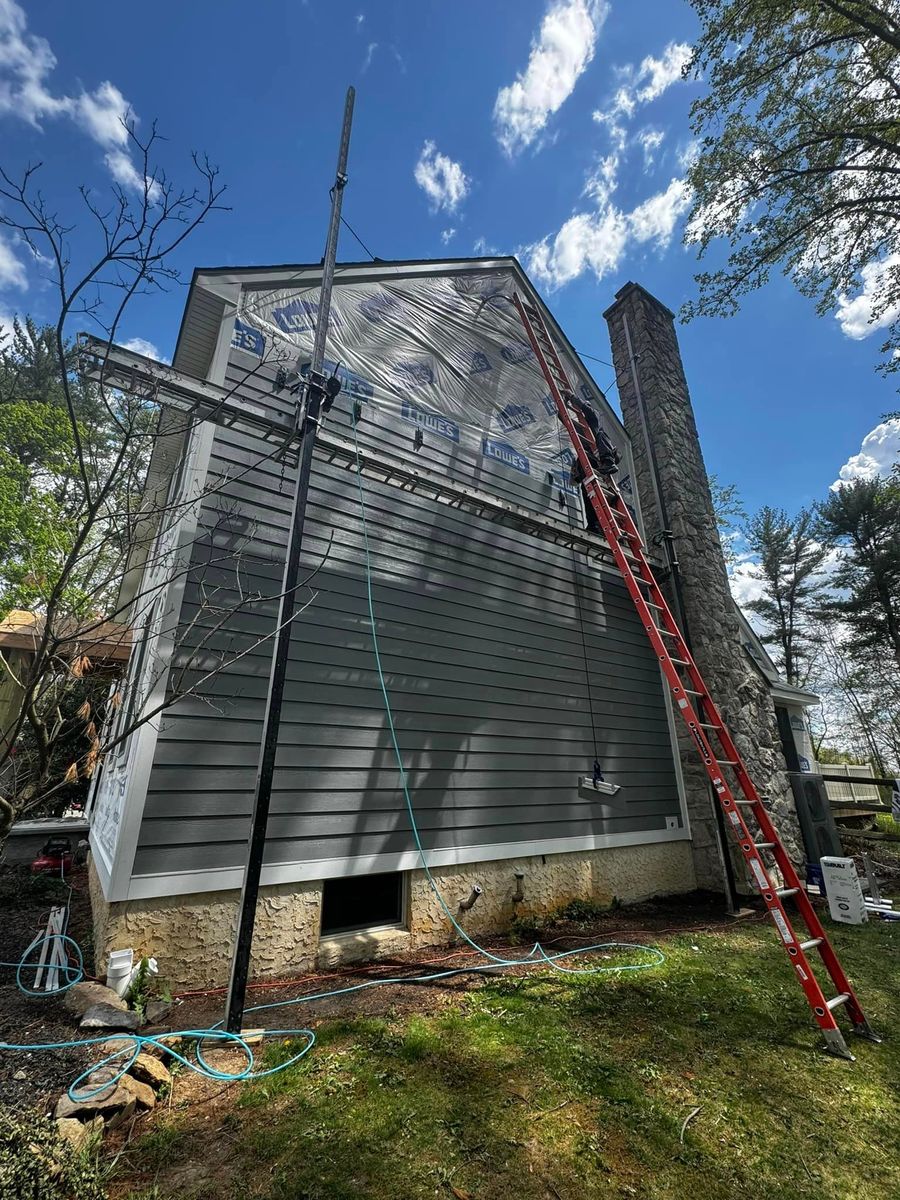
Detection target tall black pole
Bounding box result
[224,87,355,1034]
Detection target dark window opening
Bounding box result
[320,871,405,937]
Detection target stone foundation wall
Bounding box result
[89,840,695,990]
[602,284,803,890]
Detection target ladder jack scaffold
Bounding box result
[512,291,880,1061]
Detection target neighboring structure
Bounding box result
[86,260,805,987]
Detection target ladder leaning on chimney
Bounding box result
[512,291,879,1060]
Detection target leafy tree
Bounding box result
[743,505,832,685]
[708,473,746,564]
[817,476,900,670]
[0,125,319,844]
[811,625,899,773]
[817,745,868,766]
[684,0,900,376]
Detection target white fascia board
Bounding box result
[91,293,239,903]
[769,683,820,707]
[125,825,691,901]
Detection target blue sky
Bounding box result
[1,0,899,544]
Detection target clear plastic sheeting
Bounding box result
[234,266,638,521]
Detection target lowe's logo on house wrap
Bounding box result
[300,359,374,401]
[359,291,403,323]
[542,393,557,416]
[231,319,265,357]
[272,297,343,335]
[469,350,492,374]
[550,469,577,496]
[395,361,435,387]
[482,438,529,475]
[401,400,459,443]
[496,402,535,432]
[500,341,534,365]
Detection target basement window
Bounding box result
[320,871,405,937]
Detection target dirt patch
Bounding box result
[163,891,746,1034]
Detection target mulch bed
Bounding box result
[0,864,96,1113]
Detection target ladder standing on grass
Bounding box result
[513,292,879,1060]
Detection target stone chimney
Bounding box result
[602,283,801,890]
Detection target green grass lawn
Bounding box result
[114,916,899,1200]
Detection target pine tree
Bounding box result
[818,478,900,673]
[744,506,832,685]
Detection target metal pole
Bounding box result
[224,87,355,1034]
[621,314,740,913]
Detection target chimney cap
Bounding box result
[602,281,676,322]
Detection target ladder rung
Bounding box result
[670,658,691,667]
[776,887,799,898]
[827,993,850,1011]
[683,688,705,697]
[800,938,823,952]
[734,799,756,806]
[716,758,739,766]
[699,721,719,730]
[754,841,775,850]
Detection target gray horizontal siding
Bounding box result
[133,346,682,881]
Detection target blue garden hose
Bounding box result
[0,413,665,1102]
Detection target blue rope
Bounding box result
[0,410,665,1102]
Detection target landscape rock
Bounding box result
[129,1052,171,1091]
[63,981,127,1017]
[144,999,174,1025]
[80,1003,142,1031]
[119,1073,156,1110]
[54,1084,134,1121]
[97,1037,137,1060]
[55,1116,103,1152]
[104,1098,137,1131]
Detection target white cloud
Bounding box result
[636,127,665,167]
[835,255,900,340]
[584,151,618,206]
[356,12,364,27]
[473,236,499,256]
[414,141,470,214]
[628,176,692,246]
[362,42,378,72]
[728,558,767,609]
[0,1,146,190]
[592,40,691,147]
[635,42,692,103]
[832,417,900,489]
[121,336,163,361]
[527,208,629,290]
[440,228,456,245]
[0,231,28,290]
[494,0,608,157]
[0,305,17,335]
[525,173,690,290]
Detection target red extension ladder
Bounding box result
[513,292,878,1059]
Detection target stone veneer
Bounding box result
[602,283,803,889]
[89,840,695,990]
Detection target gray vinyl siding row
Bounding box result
[133,336,682,881]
